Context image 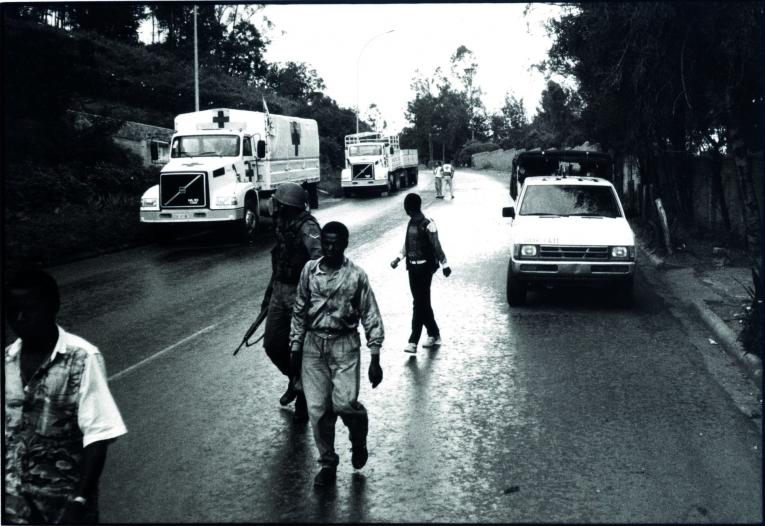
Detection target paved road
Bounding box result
[28,168,762,522]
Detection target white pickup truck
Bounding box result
[501,175,636,306]
[341,132,418,196]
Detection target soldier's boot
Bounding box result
[279,380,297,406]
[293,391,309,423]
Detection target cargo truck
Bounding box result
[341,132,418,196]
[140,108,320,242]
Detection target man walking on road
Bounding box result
[289,221,384,488]
[261,182,322,422]
[391,193,451,354]
[433,161,444,198]
[441,161,455,199]
[4,269,127,524]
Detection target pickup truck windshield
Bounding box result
[172,135,240,158]
[520,185,621,218]
[349,145,382,156]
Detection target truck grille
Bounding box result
[160,172,207,208]
[352,164,374,179]
[539,245,609,260]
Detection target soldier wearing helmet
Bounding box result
[261,182,322,422]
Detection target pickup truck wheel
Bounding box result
[239,196,259,244]
[506,261,527,306]
[343,189,354,198]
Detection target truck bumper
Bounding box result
[140,208,244,223]
[341,179,387,188]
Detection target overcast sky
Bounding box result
[262,3,563,133]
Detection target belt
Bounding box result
[308,328,357,337]
[408,259,428,265]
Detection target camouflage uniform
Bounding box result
[263,210,323,376]
[290,257,384,469]
[4,327,126,524]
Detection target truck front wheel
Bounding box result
[239,196,259,244]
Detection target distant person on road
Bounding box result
[289,221,384,488]
[4,268,127,524]
[390,193,451,354]
[261,182,322,423]
[433,161,444,198]
[441,161,455,199]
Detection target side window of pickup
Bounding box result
[243,136,253,157]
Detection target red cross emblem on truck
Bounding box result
[213,110,229,128]
[290,121,301,156]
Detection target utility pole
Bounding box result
[193,5,199,112]
[356,29,394,134]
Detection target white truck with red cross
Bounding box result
[341,132,419,196]
[139,108,320,242]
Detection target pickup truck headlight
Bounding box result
[519,244,539,258]
[215,196,239,206]
[141,197,158,208]
[610,246,632,259]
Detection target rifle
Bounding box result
[233,306,268,356]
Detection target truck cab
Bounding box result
[341,132,418,196]
[140,108,320,242]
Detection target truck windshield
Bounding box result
[171,135,240,158]
[520,185,621,218]
[349,145,382,156]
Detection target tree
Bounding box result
[216,20,268,83]
[67,3,145,43]
[265,62,326,101]
[530,80,583,148]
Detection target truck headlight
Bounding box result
[519,244,539,258]
[610,246,630,259]
[215,196,239,206]
[141,197,158,208]
[341,168,351,181]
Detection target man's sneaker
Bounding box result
[313,467,337,487]
[422,336,442,348]
[404,343,417,354]
[279,382,297,406]
[351,442,368,469]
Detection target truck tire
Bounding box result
[506,261,527,306]
[412,168,419,186]
[239,195,259,244]
[304,182,319,209]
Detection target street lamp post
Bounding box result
[356,29,395,135]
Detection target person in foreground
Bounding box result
[289,221,384,487]
[4,268,127,524]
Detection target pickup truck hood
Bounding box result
[512,216,635,246]
[162,157,233,173]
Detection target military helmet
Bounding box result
[273,182,307,209]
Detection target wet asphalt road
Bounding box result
[27,169,761,522]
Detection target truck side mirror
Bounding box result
[257,140,266,159]
[502,207,515,218]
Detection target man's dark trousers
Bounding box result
[407,264,439,344]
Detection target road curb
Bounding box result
[692,299,763,386]
[638,242,762,388]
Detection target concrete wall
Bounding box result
[471,148,521,171]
